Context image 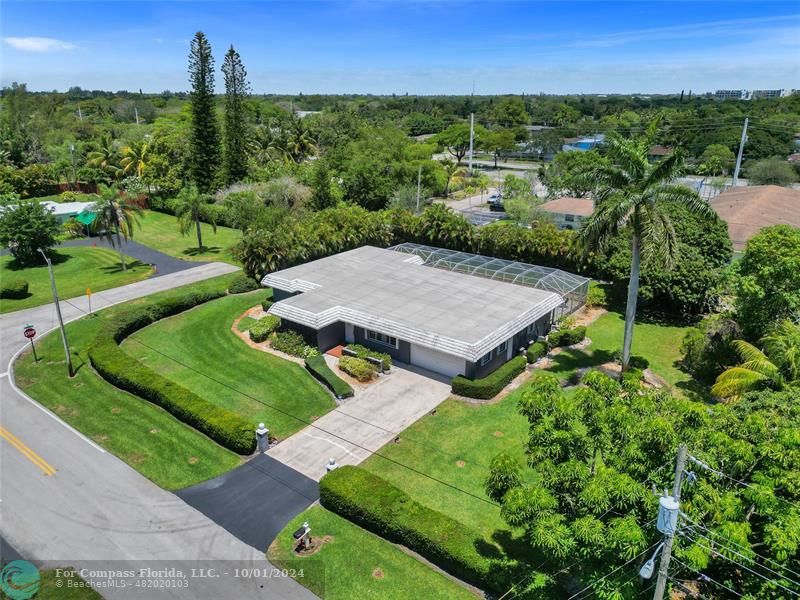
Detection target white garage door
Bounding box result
[410,345,465,378]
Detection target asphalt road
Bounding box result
[62,237,202,276]
[0,262,318,599]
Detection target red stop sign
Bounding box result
[23,326,36,339]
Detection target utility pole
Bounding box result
[77,105,83,121]
[38,249,74,378]
[416,165,422,214]
[468,113,475,174]
[69,144,77,188]
[134,105,140,125]
[653,444,688,600]
[732,117,748,187]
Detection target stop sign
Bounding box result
[23,325,36,339]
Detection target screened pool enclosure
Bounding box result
[389,243,590,317]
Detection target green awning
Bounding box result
[75,210,96,226]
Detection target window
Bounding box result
[495,340,508,357]
[526,322,536,335]
[564,214,575,222]
[479,352,492,366]
[366,330,398,348]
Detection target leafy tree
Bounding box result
[285,114,317,163]
[91,185,142,271]
[221,191,263,232]
[174,185,214,249]
[388,182,428,213]
[433,122,487,164]
[680,316,742,383]
[310,160,336,210]
[712,319,800,399]
[439,159,463,198]
[402,112,444,136]
[259,176,311,210]
[481,129,517,168]
[577,123,715,369]
[488,97,530,128]
[187,31,221,192]
[0,199,60,265]
[543,150,608,198]
[698,143,735,176]
[221,45,251,184]
[735,225,800,339]
[746,157,799,186]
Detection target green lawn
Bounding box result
[14,569,105,600]
[268,506,476,600]
[14,275,243,490]
[122,291,336,440]
[0,247,152,313]
[134,210,241,265]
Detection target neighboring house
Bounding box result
[647,145,672,162]
[787,152,800,163]
[40,201,97,225]
[539,197,594,230]
[263,244,589,379]
[562,134,605,152]
[710,185,800,251]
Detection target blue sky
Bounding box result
[2,1,798,94]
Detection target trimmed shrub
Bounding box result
[0,278,29,299]
[305,355,354,399]
[339,356,376,382]
[451,355,526,399]
[228,274,260,294]
[526,341,547,364]
[272,330,318,358]
[88,289,255,454]
[261,298,273,312]
[345,343,392,371]
[249,315,281,343]
[320,466,515,592]
[548,326,586,347]
[586,281,608,307]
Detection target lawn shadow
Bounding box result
[674,371,713,402]
[547,348,616,376]
[99,260,148,274]
[183,246,221,257]
[4,251,72,271]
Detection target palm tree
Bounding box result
[87,135,121,181]
[120,139,150,177]
[712,320,800,399]
[577,121,715,370]
[440,159,463,198]
[285,115,316,163]
[174,185,215,250]
[91,185,141,271]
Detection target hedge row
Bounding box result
[451,355,526,399]
[0,278,29,299]
[345,343,392,371]
[526,341,548,364]
[548,325,587,347]
[338,356,376,382]
[228,274,261,294]
[272,330,318,359]
[320,466,515,592]
[305,355,354,399]
[249,315,281,343]
[88,289,256,454]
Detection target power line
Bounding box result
[669,577,713,600]
[565,541,663,600]
[671,557,743,598]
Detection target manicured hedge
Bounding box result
[305,355,354,399]
[345,343,392,371]
[272,330,318,358]
[228,274,261,294]
[320,466,515,592]
[249,315,281,343]
[339,356,376,382]
[451,355,526,399]
[0,277,29,299]
[88,289,256,454]
[526,341,547,364]
[548,325,587,347]
[261,297,273,312]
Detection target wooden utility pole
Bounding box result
[653,444,688,600]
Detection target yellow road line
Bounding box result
[0,426,56,476]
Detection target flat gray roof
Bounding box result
[263,246,563,362]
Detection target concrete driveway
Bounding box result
[267,363,451,481]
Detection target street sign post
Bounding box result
[23,324,38,362]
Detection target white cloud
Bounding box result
[3,37,77,52]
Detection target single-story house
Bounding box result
[263,244,589,379]
[41,201,97,225]
[710,185,800,251]
[563,134,605,152]
[647,145,672,162]
[539,197,594,230]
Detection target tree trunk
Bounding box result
[117,231,127,272]
[195,215,203,250]
[622,232,640,370]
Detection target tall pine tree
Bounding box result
[187,32,220,192]
[221,45,250,184]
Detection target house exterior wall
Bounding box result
[548,212,587,231]
[318,322,345,352]
[272,288,299,302]
[353,326,411,363]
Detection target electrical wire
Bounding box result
[565,541,663,600]
[671,556,743,598]
[669,577,713,600]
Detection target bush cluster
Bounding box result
[228,274,261,294]
[249,315,281,343]
[305,355,354,399]
[87,289,256,454]
[345,343,392,371]
[261,297,273,312]
[338,356,376,382]
[271,330,318,358]
[451,355,526,399]
[320,466,515,592]
[0,278,29,299]
[548,326,587,347]
[526,341,548,364]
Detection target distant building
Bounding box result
[787,152,800,163]
[710,185,800,251]
[750,89,789,99]
[562,134,605,152]
[41,201,96,225]
[714,89,747,100]
[647,145,672,162]
[539,197,594,230]
[713,89,793,100]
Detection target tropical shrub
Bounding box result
[548,326,586,347]
[249,315,280,343]
[0,278,29,299]
[585,281,608,308]
[526,341,547,364]
[271,330,318,358]
[680,316,742,383]
[451,355,526,399]
[338,356,376,382]
[228,274,260,294]
[261,298,273,311]
[305,355,354,398]
[320,466,516,592]
[345,343,392,371]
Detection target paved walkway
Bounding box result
[267,363,451,481]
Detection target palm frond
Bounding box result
[651,183,715,219]
[762,320,800,382]
[732,340,780,379]
[639,204,677,268]
[711,367,770,399]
